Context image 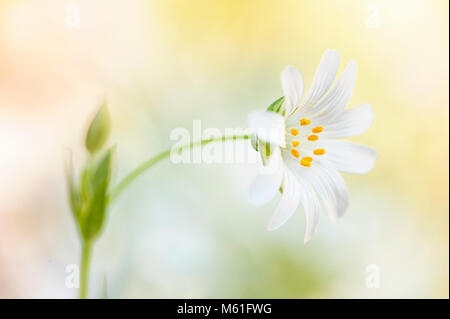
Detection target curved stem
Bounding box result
[109,134,250,202]
[79,240,92,299]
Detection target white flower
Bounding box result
[248,49,377,243]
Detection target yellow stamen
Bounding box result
[302,156,313,162]
[308,134,319,141]
[290,149,300,158]
[290,128,299,136]
[313,149,326,155]
[300,118,311,126]
[312,126,323,133]
[300,159,311,167]
[292,140,300,147]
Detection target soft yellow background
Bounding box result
[0,0,448,298]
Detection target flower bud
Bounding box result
[85,103,111,154]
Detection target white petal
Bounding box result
[286,154,349,222]
[249,149,284,205]
[321,140,377,174]
[322,103,374,138]
[305,59,357,119]
[297,178,321,243]
[281,66,304,116]
[283,159,336,240]
[313,162,349,221]
[298,166,338,225]
[249,172,283,206]
[267,168,301,231]
[248,110,286,147]
[302,49,341,108]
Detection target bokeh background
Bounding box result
[0,0,448,298]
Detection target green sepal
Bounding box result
[250,97,284,157]
[81,147,115,240]
[250,133,259,152]
[253,140,274,166]
[250,97,285,165]
[80,164,94,203]
[266,96,285,114]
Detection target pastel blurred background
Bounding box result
[0,0,448,298]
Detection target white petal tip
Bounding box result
[358,147,378,174]
[348,59,357,67]
[267,222,280,232]
[248,188,275,206]
[325,48,340,57]
[282,65,298,72]
[267,213,292,231]
[248,196,267,206]
[280,65,304,116]
[248,183,279,206]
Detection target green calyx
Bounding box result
[251,96,285,164]
[66,147,116,242]
[266,96,285,115]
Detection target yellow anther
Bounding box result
[292,140,300,147]
[300,118,311,126]
[290,128,299,136]
[312,126,323,133]
[308,134,319,141]
[302,156,313,162]
[313,149,326,155]
[290,149,300,158]
[300,159,311,167]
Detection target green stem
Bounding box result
[79,240,92,299]
[77,134,249,299]
[109,134,250,202]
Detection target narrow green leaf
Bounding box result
[85,103,111,154]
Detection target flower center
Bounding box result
[287,118,326,167]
